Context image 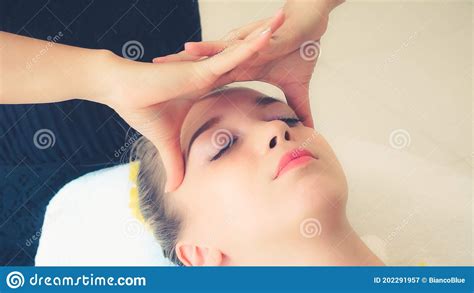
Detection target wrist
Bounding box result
[84,49,122,106]
[285,0,343,13]
[282,0,332,41]
[328,0,345,11]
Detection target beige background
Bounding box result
[199,1,472,265]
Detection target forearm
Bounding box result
[0,31,113,104]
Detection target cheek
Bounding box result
[294,173,347,210]
[285,131,349,218]
[313,134,348,198]
[213,164,254,205]
[210,163,290,242]
[207,162,265,230]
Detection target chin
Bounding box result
[290,170,348,222]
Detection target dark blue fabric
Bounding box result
[0,0,201,265]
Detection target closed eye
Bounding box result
[209,117,300,161]
[278,117,301,127]
[210,136,238,161]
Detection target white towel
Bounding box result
[35,164,172,266]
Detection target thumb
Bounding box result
[283,83,314,128]
[138,100,192,193]
[153,136,184,193]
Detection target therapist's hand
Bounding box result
[0,15,282,193]
[154,0,344,128]
[105,12,284,192]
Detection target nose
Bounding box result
[264,121,291,151]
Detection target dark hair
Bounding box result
[131,136,183,266]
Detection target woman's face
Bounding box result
[173,87,348,265]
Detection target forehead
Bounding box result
[181,88,286,137]
[190,88,266,117]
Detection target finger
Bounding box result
[133,123,185,193]
[184,41,232,56]
[147,100,193,192]
[185,9,284,57]
[283,83,315,128]
[247,8,285,40]
[153,51,201,63]
[222,8,284,41]
[200,27,272,78]
[153,53,200,63]
[155,137,184,193]
[221,18,268,41]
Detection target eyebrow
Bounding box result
[185,96,284,159]
[255,96,284,107]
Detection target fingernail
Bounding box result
[260,27,271,36]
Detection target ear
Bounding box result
[176,242,225,266]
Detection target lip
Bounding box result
[273,148,317,179]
